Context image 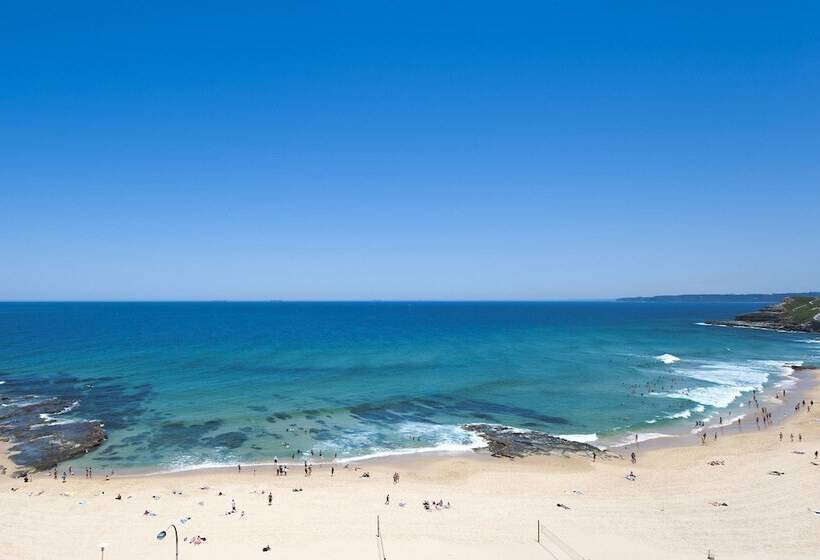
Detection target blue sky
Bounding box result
[1,2,819,300]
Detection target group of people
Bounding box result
[795,398,814,414]
[422,498,451,511]
[49,465,113,482]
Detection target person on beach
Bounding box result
[331,466,334,477]
[385,494,390,505]
[631,452,636,464]
[268,492,272,506]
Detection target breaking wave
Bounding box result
[656,353,681,364]
[658,360,795,409]
[558,433,598,443]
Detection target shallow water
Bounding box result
[0,301,817,471]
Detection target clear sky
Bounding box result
[1,2,819,300]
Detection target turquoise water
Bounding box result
[1,302,818,471]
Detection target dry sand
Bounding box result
[1,372,819,560]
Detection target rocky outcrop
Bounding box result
[464,424,617,460]
[705,296,820,333]
[0,396,106,476]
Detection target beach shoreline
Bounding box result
[2,366,818,480]
[1,369,818,559]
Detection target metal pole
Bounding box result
[377,515,380,538]
[537,519,540,543]
[170,524,179,560]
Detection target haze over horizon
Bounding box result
[2,2,819,300]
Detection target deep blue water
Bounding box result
[0,302,818,471]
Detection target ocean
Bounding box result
[1,301,818,472]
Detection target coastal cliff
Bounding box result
[705,296,820,333]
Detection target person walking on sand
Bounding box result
[385,494,390,505]
[268,492,272,506]
[631,452,636,464]
[331,466,335,477]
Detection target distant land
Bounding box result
[618,292,820,303]
[704,295,820,333]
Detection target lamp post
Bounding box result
[156,524,179,560]
[99,543,108,560]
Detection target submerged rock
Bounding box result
[0,396,106,476]
[464,424,615,460]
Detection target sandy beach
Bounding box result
[1,370,819,560]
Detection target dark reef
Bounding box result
[464,424,617,460]
[0,397,106,475]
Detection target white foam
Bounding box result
[330,423,487,464]
[656,353,681,364]
[558,433,598,443]
[667,406,699,419]
[337,438,486,464]
[660,359,795,408]
[664,385,743,408]
[614,432,676,447]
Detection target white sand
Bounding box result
[1,372,819,560]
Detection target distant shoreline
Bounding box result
[619,292,820,303]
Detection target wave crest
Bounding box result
[656,353,681,364]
